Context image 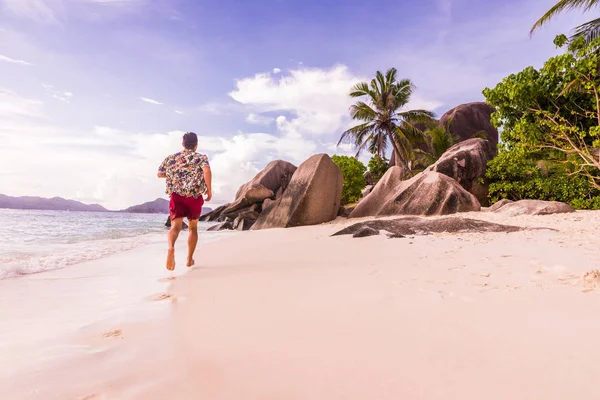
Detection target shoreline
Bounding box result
[3,211,600,399]
[0,228,233,395]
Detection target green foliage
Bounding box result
[485,150,600,209]
[367,154,389,181]
[338,67,435,172]
[332,155,367,205]
[483,34,600,207]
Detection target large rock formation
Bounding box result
[221,160,297,215]
[350,168,480,218]
[388,102,498,169]
[426,138,493,205]
[252,154,343,230]
[490,200,575,216]
[439,102,498,152]
[200,160,297,224]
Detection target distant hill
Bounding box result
[122,198,213,215]
[0,194,108,212]
[121,198,170,213]
[0,194,213,215]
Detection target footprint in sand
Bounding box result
[158,276,177,282]
[582,270,600,293]
[154,293,175,301]
[103,329,122,338]
[79,393,108,400]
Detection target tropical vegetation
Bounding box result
[337,68,435,175]
[331,155,367,205]
[483,34,600,209]
[367,154,390,182]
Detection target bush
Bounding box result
[485,150,600,209]
[367,155,389,182]
[332,155,367,205]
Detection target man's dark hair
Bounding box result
[183,132,198,150]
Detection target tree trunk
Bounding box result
[387,129,410,178]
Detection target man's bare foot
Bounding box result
[166,248,175,271]
[186,258,195,267]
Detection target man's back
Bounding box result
[159,149,210,199]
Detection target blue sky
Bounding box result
[0,0,592,208]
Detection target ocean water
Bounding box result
[0,209,212,279]
[0,208,226,382]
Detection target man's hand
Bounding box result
[157,172,166,178]
[202,165,212,203]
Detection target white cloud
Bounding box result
[0,54,32,66]
[273,68,281,74]
[174,109,184,115]
[139,97,163,105]
[230,64,441,141]
[42,84,73,102]
[245,113,273,125]
[0,0,143,24]
[229,65,360,139]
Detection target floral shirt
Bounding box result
[159,150,210,198]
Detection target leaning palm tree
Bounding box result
[338,68,435,174]
[531,0,600,42]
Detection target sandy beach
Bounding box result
[3,211,600,399]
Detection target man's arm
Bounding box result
[202,165,212,202]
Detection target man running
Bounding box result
[157,132,212,270]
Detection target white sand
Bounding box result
[3,211,600,399]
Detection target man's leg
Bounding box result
[186,219,198,267]
[166,217,183,270]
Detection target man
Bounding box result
[157,132,212,270]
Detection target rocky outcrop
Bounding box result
[220,160,297,216]
[165,216,188,229]
[200,160,297,226]
[490,200,575,216]
[207,221,234,231]
[361,185,374,200]
[332,216,527,238]
[439,102,498,152]
[252,154,343,230]
[350,168,480,218]
[487,199,514,212]
[426,138,493,206]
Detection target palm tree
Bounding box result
[411,119,460,170]
[531,0,600,42]
[337,68,435,174]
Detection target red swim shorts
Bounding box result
[169,193,204,221]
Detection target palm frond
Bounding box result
[350,81,372,98]
[412,149,437,169]
[531,0,599,34]
[398,109,436,122]
[385,68,398,88]
[349,101,378,121]
[571,16,600,42]
[393,127,415,161]
[398,120,428,145]
[338,122,373,145]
